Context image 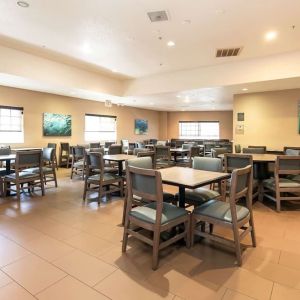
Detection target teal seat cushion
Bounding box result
[287,175,300,182]
[5,171,39,180]
[130,202,188,224]
[74,160,84,168]
[87,173,120,182]
[263,178,300,190]
[24,167,53,174]
[193,199,250,223]
[176,188,220,206]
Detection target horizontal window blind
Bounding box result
[179,121,219,139]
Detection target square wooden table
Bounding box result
[103,154,136,176]
[170,148,190,162]
[159,166,230,207]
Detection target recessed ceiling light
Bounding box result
[184,96,190,103]
[111,69,118,73]
[150,102,154,105]
[167,41,175,47]
[81,42,91,54]
[176,95,181,98]
[265,31,278,41]
[242,88,248,91]
[17,1,29,7]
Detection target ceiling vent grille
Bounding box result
[216,47,242,57]
[147,11,169,22]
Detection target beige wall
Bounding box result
[0,86,160,148]
[233,89,300,150]
[166,111,233,140]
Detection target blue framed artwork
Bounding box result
[134,119,148,135]
[43,113,72,136]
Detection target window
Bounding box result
[0,106,24,143]
[85,114,117,142]
[179,121,219,139]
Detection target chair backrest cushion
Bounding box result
[128,157,152,169]
[193,157,222,172]
[242,147,265,154]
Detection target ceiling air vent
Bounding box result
[216,47,242,57]
[147,11,169,22]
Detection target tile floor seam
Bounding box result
[92,267,120,288]
[220,287,229,299]
[33,273,69,296]
[277,250,282,264]
[0,271,40,299]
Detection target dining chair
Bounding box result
[108,144,122,155]
[59,142,71,168]
[243,147,265,154]
[104,141,115,148]
[224,154,258,199]
[283,147,300,155]
[157,140,167,146]
[262,156,300,212]
[211,147,229,158]
[0,146,11,197]
[70,146,85,179]
[154,145,173,169]
[122,165,190,270]
[4,150,45,201]
[175,157,223,208]
[47,143,58,170]
[89,142,101,149]
[121,140,133,154]
[191,165,256,266]
[137,151,156,169]
[25,148,57,187]
[249,145,267,152]
[83,152,123,203]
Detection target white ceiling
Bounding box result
[0,0,300,110]
[0,0,300,78]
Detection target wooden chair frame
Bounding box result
[42,148,58,187]
[191,165,256,266]
[59,142,71,168]
[4,150,45,201]
[154,145,172,169]
[262,155,300,212]
[122,165,190,270]
[70,146,86,180]
[83,152,124,203]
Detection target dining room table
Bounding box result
[103,154,136,176]
[170,148,190,162]
[159,166,230,207]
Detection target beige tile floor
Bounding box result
[0,169,300,299]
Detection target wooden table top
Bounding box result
[159,166,230,189]
[219,153,277,162]
[0,154,16,161]
[103,154,136,161]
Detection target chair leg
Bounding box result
[190,215,196,247]
[122,220,130,252]
[122,190,128,226]
[232,224,242,266]
[276,190,281,212]
[119,180,124,198]
[16,183,21,201]
[53,171,58,188]
[70,166,74,179]
[40,175,45,196]
[209,223,214,234]
[152,230,160,270]
[185,216,191,248]
[83,180,88,200]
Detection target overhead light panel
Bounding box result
[265,31,278,41]
[167,41,175,47]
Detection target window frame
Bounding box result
[0,105,24,143]
[84,113,117,142]
[179,121,220,140]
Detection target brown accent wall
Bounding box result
[233,89,300,151]
[0,86,160,147]
[166,111,233,140]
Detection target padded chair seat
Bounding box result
[5,171,38,180]
[287,175,300,182]
[176,188,220,206]
[74,160,84,168]
[263,178,300,189]
[193,199,250,223]
[133,192,175,204]
[130,202,188,224]
[24,167,53,174]
[87,173,120,182]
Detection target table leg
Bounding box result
[118,161,123,177]
[5,159,11,196]
[178,186,185,208]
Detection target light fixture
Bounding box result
[17,1,29,7]
[167,41,175,47]
[184,96,190,103]
[242,88,248,91]
[265,31,278,41]
[182,20,191,25]
[112,69,117,73]
[176,95,181,98]
[81,42,91,54]
[150,102,154,105]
